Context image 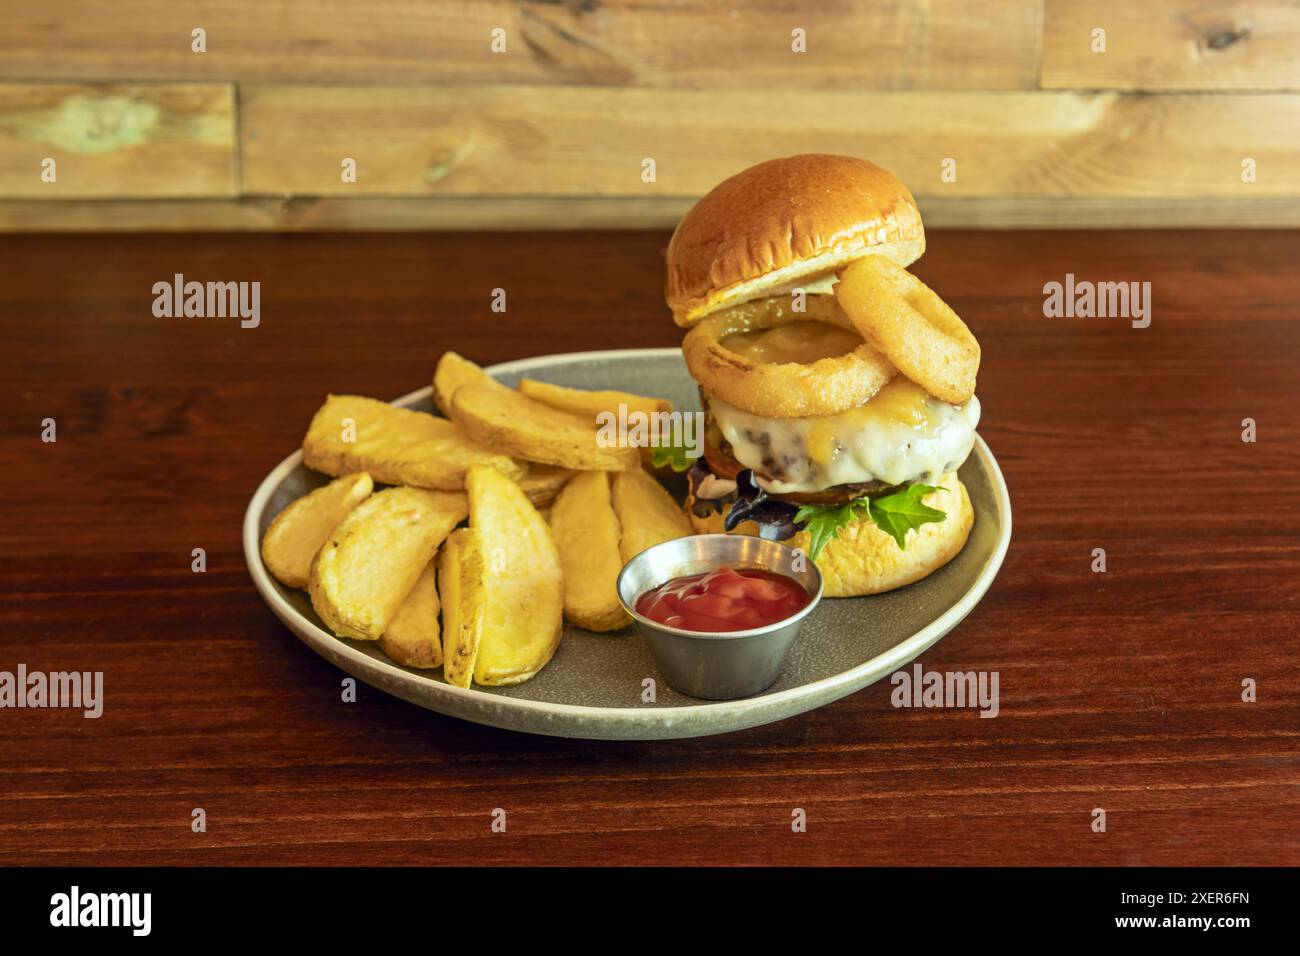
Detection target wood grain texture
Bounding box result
[0,196,698,232]
[9,195,1300,232]
[0,0,1042,90]
[239,86,1300,198]
[1042,0,1300,90]
[0,229,1297,865]
[0,83,236,199]
[4,1,1300,228]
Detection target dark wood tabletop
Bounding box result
[2,228,1297,867]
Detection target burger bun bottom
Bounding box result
[685,471,973,597]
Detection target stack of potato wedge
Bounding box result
[260,351,693,689]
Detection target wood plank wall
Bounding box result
[1,1,1298,230]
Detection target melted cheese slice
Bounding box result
[710,377,981,493]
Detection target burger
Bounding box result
[664,154,982,597]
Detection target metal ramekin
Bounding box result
[616,534,824,700]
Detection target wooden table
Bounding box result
[2,230,1297,866]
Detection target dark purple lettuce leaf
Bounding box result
[687,461,726,517]
[689,464,800,539]
[723,469,799,540]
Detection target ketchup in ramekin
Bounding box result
[634,565,810,633]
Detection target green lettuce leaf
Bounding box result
[794,483,945,558]
[793,498,871,561]
[867,484,947,549]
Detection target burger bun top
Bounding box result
[665,154,925,327]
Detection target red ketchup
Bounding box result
[635,566,809,633]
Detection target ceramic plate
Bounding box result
[244,349,1012,739]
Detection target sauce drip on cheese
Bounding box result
[722,321,863,365]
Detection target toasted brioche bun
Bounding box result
[666,154,925,327]
[686,472,972,597]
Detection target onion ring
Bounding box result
[834,256,979,405]
[681,293,896,418]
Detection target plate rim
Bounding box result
[243,347,1012,729]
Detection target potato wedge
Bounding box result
[261,472,373,588]
[517,380,675,469]
[516,463,577,508]
[433,351,511,418]
[309,487,467,640]
[451,384,638,472]
[518,378,673,421]
[612,468,694,563]
[466,464,564,685]
[378,561,442,669]
[549,471,631,632]
[438,528,487,689]
[303,394,523,491]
